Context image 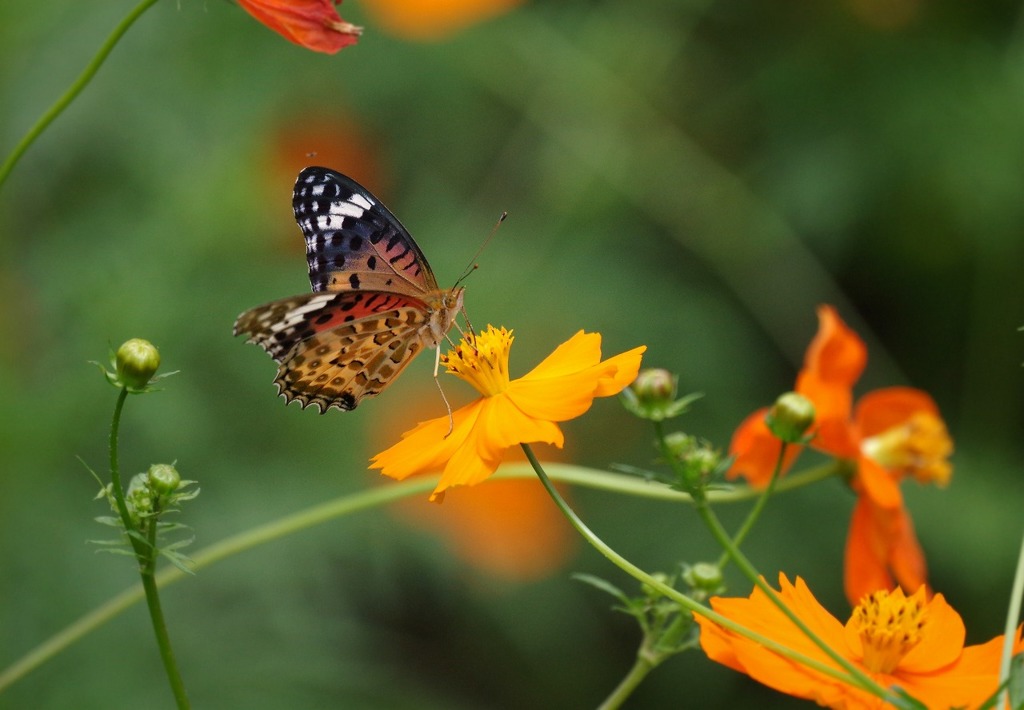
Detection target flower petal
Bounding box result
[238,0,361,54]
[844,496,927,606]
[897,633,1008,708]
[508,337,644,422]
[854,387,939,439]
[370,401,483,481]
[698,575,867,707]
[361,0,522,41]
[795,306,866,457]
[897,593,964,673]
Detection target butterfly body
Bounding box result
[234,167,464,412]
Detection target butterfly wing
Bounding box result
[234,290,437,411]
[293,167,439,296]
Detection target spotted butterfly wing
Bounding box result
[234,167,464,412]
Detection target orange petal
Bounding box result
[698,575,866,706]
[400,475,576,581]
[238,0,361,53]
[509,338,644,422]
[844,497,927,607]
[477,393,566,451]
[854,387,939,439]
[430,396,565,500]
[898,632,1007,708]
[795,306,866,456]
[897,593,964,672]
[370,401,482,480]
[854,456,903,509]
[361,0,522,41]
[726,409,802,487]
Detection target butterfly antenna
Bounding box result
[433,348,455,437]
[454,211,507,288]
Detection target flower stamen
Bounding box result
[442,325,514,397]
[851,587,927,674]
[861,412,952,486]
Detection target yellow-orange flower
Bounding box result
[727,306,953,604]
[361,0,523,41]
[237,0,362,54]
[697,574,1013,709]
[370,326,645,502]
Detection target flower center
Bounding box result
[442,326,513,397]
[851,587,927,674]
[860,411,952,486]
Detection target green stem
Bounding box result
[998,527,1024,707]
[647,422,898,702]
[519,445,877,703]
[0,0,160,191]
[108,388,134,538]
[714,441,786,569]
[0,462,843,695]
[596,655,654,710]
[694,499,898,704]
[107,387,190,709]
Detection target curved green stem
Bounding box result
[107,387,190,709]
[714,441,787,570]
[597,655,654,710]
[108,388,133,536]
[694,498,897,704]
[0,0,160,191]
[0,461,842,696]
[998,527,1024,707]
[519,445,880,704]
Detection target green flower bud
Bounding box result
[631,368,677,407]
[147,463,181,496]
[765,392,816,444]
[683,562,724,595]
[116,339,160,390]
[125,472,153,524]
[662,431,693,460]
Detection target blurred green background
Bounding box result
[2,0,1023,707]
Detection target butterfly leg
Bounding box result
[432,347,456,437]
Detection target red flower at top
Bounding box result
[728,306,953,605]
[238,0,362,54]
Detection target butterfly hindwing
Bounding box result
[293,167,438,296]
[234,290,435,411]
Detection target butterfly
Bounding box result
[234,167,465,413]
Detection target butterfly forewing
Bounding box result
[293,167,438,295]
[234,167,465,413]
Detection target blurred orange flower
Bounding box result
[362,0,522,41]
[371,326,645,502]
[697,574,1013,709]
[727,306,953,604]
[238,0,362,53]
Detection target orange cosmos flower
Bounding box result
[370,326,645,502]
[362,0,523,41]
[697,574,1013,709]
[237,0,362,54]
[727,306,953,604]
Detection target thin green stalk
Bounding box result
[519,445,877,701]
[0,461,842,695]
[108,388,134,536]
[714,441,787,569]
[107,388,190,709]
[998,527,1024,707]
[695,499,898,704]
[0,0,160,191]
[597,655,654,710]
